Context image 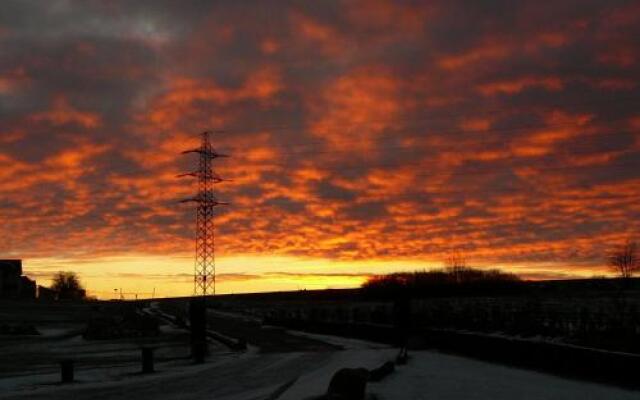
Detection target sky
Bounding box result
[1,0,639,299]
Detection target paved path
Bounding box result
[3,351,332,400]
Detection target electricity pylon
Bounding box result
[179,131,229,296]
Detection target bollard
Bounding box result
[396,347,409,365]
[60,359,74,383]
[142,347,154,373]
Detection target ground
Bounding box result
[1,300,639,399]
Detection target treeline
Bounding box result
[362,267,523,298]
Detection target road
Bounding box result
[2,308,341,400]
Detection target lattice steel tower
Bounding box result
[179,131,229,296]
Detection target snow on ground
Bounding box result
[1,349,329,400]
[36,327,83,338]
[207,309,262,324]
[2,324,638,400]
[279,348,397,400]
[0,348,257,398]
[284,329,389,350]
[369,351,639,400]
[273,333,640,400]
[0,346,244,394]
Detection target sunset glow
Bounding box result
[1,1,639,298]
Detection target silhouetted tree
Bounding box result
[51,271,86,300]
[608,240,639,279]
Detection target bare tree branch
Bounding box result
[608,240,639,279]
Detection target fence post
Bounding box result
[142,347,154,373]
[60,359,74,383]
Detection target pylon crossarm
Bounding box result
[177,171,229,182]
[182,149,229,158]
[177,172,198,178]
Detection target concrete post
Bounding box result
[60,359,74,383]
[142,347,154,373]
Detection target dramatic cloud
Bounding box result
[1,1,639,296]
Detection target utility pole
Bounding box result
[179,131,229,296]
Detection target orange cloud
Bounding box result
[290,11,345,57]
[438,42,509,70]
[460,118,492,131]
[0,67,29,94]
[309,68,401,150]
[30,96,101,128]
[478,76,563,96]
[344,0,432,38]
[0,130,25,144]
[510,112,593,157]
[260,38,280,55]
[598,47,636,68]
[143,66,282,131]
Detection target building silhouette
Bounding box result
[0,259,36,299]
[37,285,58,301]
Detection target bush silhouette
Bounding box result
[362,267,521,298]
